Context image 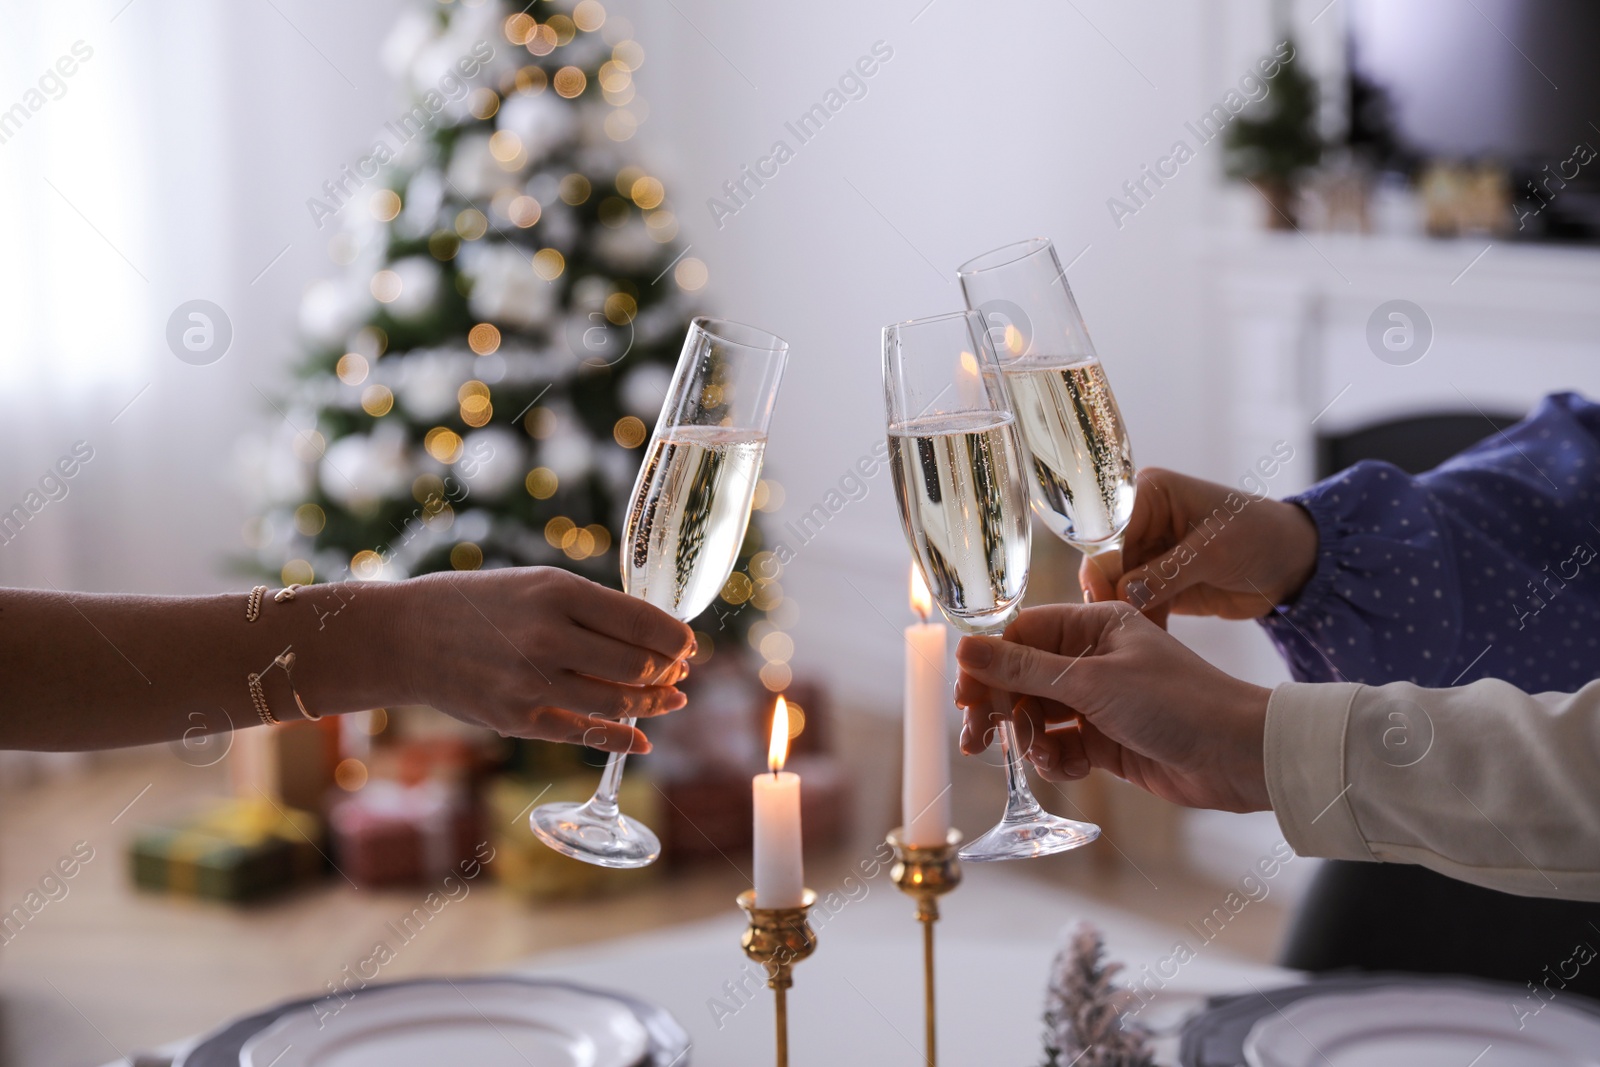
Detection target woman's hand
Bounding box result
[398,568,694,753]
[954,603,1273,812]
[1077,468,1319,621]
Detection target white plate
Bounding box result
[238,980,651,1067]
[1244,986,1600,1067]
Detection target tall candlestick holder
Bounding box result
[737,888,817,1067]
[888,827,963,1067]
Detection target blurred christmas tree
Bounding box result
[243,0,786,680]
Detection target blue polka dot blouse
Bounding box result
[1260,392,1600,691]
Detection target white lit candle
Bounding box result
[903,565,952,847]
[752,696,805,907]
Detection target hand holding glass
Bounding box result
[882,310,1099,862]
[531,317,790,868]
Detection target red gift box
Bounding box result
[330,780,478,888]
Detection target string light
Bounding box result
[351,550,383,580]
[370,189,401,221]
[508,195,542,227]
[532,248,565,280]
[336,352,369,385]
[450,542,484,570]
[524,407,557,438]
[629,176,664,209]
[504,14,535,46]
[544,516,576,547]
[612,40,644,72]
[455,208,488,240]
[489,129,524,165]
[721,571,754,604]
[370,270,403,302]
[527,24,557,56]
[424,427,464,463]
[335,758,369,791]
[573,0,606,31]
[546,14,576,44]
[294,503,326,536]
[526,467,558,499]
[645,210,678,242]
[759,661,793,692]
[282,559,314,586]
[553,66,587,98]
[603,292,637,324]
[559,173,592,204]
[612,415,646,447]
[428,231,460,261]
[468,323,502,355]
[674,257,708,291]
[468,88,500,119]
[515,67,549,93]
[361,384,394,417]
[412,474,446,503]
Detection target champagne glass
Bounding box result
[532,317,790,868]
[883,310,1099,862]
[957,238,1135,578]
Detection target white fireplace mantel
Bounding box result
[1205,230,1600,497]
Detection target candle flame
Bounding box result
[768,696,790,773]
[909,564,932,622]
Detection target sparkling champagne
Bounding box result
[1003,356,1134,545]
[623,426,766,621]
[888,411,1031,631]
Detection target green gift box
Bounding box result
[129,798,326,903]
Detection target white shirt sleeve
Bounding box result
[1264,677,1600,902]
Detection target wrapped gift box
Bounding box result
[329,779,480,888]
[129,798,324,903]
[487,775,660,900]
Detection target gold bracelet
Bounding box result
[272,650,322,721]
[247,671,280,726]
[273,584,302,603]
[246,585,268,622]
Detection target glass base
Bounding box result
[530,800,661,869]
[958,810,1100,862]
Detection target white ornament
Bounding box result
[386,256,443,322]
[498,92,578,166]
[461,242,557,330]
[396,350,470,421]
[540,426,594,481]
[321,423,411,512]
[455,426,526,500]
[620,364,673,419]
[447,132,505,200]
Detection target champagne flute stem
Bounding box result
[997,719,1043,821]
[981,624,1044,821]
[590,720,636,817]
[1078,534,1124,603]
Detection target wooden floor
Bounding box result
[0,714,1289,1067]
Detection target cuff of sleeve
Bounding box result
[1264,681,1374,862]
[1273,495,1341,618]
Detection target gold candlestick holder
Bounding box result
[737,887,817,1067]
[889,827,963,1067]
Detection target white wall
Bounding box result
[632,0,1284,704]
